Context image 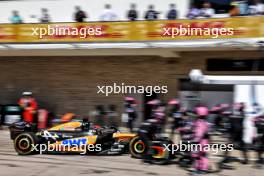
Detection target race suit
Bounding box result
[192,118,210,171]
[170,110,183,136]
[18,98,37,123]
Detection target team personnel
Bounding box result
[192,106,210,174]
[252,103,264,168]
[124,97,137,132]
[18,92,38,123]
[218,103,246,169]
[168,99,182,137]
[255,113,264,168]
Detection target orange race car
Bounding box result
[9,119,136,155]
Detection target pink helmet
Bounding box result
[168,99,180,105]
[195,106,209,117]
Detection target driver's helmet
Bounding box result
[82,119,91,131]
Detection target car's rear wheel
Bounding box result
[14,132,39,155]
[129,136,147,158]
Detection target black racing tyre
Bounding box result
[14,132,39,155]
[149,141,171,165]
[129,136,147,159]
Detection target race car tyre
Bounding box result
[129,136,147,158]
[14,132,39,155]
[148,141,171,165]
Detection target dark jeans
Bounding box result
[255,134,264,163]
[127,119,134,132]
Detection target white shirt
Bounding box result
[249,3,264,14]
[200,8,215,18]
[242,107,261,144]
[256,3,264,13]
[100,9,118,21]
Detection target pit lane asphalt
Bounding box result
[0,130,262,176]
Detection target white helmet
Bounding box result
[22,92,32,96]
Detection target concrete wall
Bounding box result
[0,56,176,121]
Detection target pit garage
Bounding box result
[0,44,263,123]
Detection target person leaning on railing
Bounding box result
[186,4,200,19]
[199,2,215,18]
[248,0,264,15]
[144,5,160,20]
[167,3,178,20]
[127,3,138,21]
[10,10,23,24]
[74,6,88,22]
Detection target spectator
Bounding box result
[238,0,249,15]
[40,8,51,23]
[127,3,138,21]
[144,5,159,20]
[230,1,241,16]
[100,4,118,21]
[249,0,264,15]
[186,4,200,19]
[10,10,23,24]
[167,3,178,20]
[199,2,215,18]
[74,6,87,22]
